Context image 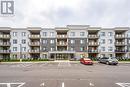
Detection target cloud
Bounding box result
[0,0,130,28]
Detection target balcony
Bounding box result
[115,50,127,53]
[57,42,68,46]
[49,50,75,53]
[0,42,10,46]
[115,42,126,46]
[29,42,40,46]
[115,34,126,39]
[57,35,67,38]
[0,35,10,39]
[88,42,99,46]
[88,50,98,53]
[28,50,40,53]
[28,35,40,39]
[88,35,99,39]
[0,50,10,53]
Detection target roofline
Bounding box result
[67,25,90,27]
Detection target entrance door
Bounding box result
[50,53,74,60]
[55,54,68,60]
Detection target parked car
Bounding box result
[80,58,93,65]
[99,57,118,65]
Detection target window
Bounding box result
[43,32,47,36]
[22,54,26,58]
[13,32,17,36]
[80,39,84,44]
[50,40,54,44]
[100,32,105,36]
[43,47,46,51]
[127,33,130,37]
[80,32,85,36]
[129,40,130,44]
[101,54,105,57]
[13,47,17,51]
[13,54,17,59]
[109,54,113,57]
[70,40,75,44]
[108,47,113,51]
[80,47,84,51]
[13,39,17,44]
[50,47,55,51]
[22,47,26,51]
[80,54,84,58]
[50,32,54,36]
[108,32,113,36]
[43,40,47,44]
[22,39,26,44]
[22,32,26,36]
[101,39,105,44]
[70,47,74,51]
[70,32,75,36]
[108,39,112,44]
[101,47,105,51]
[43,54,47,58]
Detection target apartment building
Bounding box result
[0,25,130,60]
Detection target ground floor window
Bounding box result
[13,54,17,59]
[101,54,105,57]
[80,54,84,58]
[22,54,26,59]
[43,54,47,58]
[109,54,112,57]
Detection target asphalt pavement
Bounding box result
[0,61,130,87]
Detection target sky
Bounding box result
[0,0,130,28]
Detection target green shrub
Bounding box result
[22,58,49,61]
[2,58,20,62]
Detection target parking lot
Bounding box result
[0,61,130,87]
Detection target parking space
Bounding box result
[0,62,130,87]
[0,80,129,87]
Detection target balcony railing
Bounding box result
[0,35,10,39]
[115,34,126,38]
[88,50,98,53]
[28,35,40,38]
[115,42,126,46]
[49,50,75,53]
[115,50,127,53]
[28,50,40,53]
[88,35,99,38]
[0,42,10,46]
[0,50,10,53]
[57,35,67,38]
[29,42,40,46]
[57,42,68,46]
[88,42,99,46]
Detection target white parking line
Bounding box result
[62,82,65,87]
[0,82,25,87]
[116,83,130,87]
[10,64,32,68]
[58,62,61,67]
[89,82,94,86]
[39,63,47,67]
[58,61,71,67]
[40,82,45,87]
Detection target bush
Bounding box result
[118,58,130,61]
[22,58,49,61]
[0,58,50,62]
[2,58,20,62]
[89,57,99,61]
